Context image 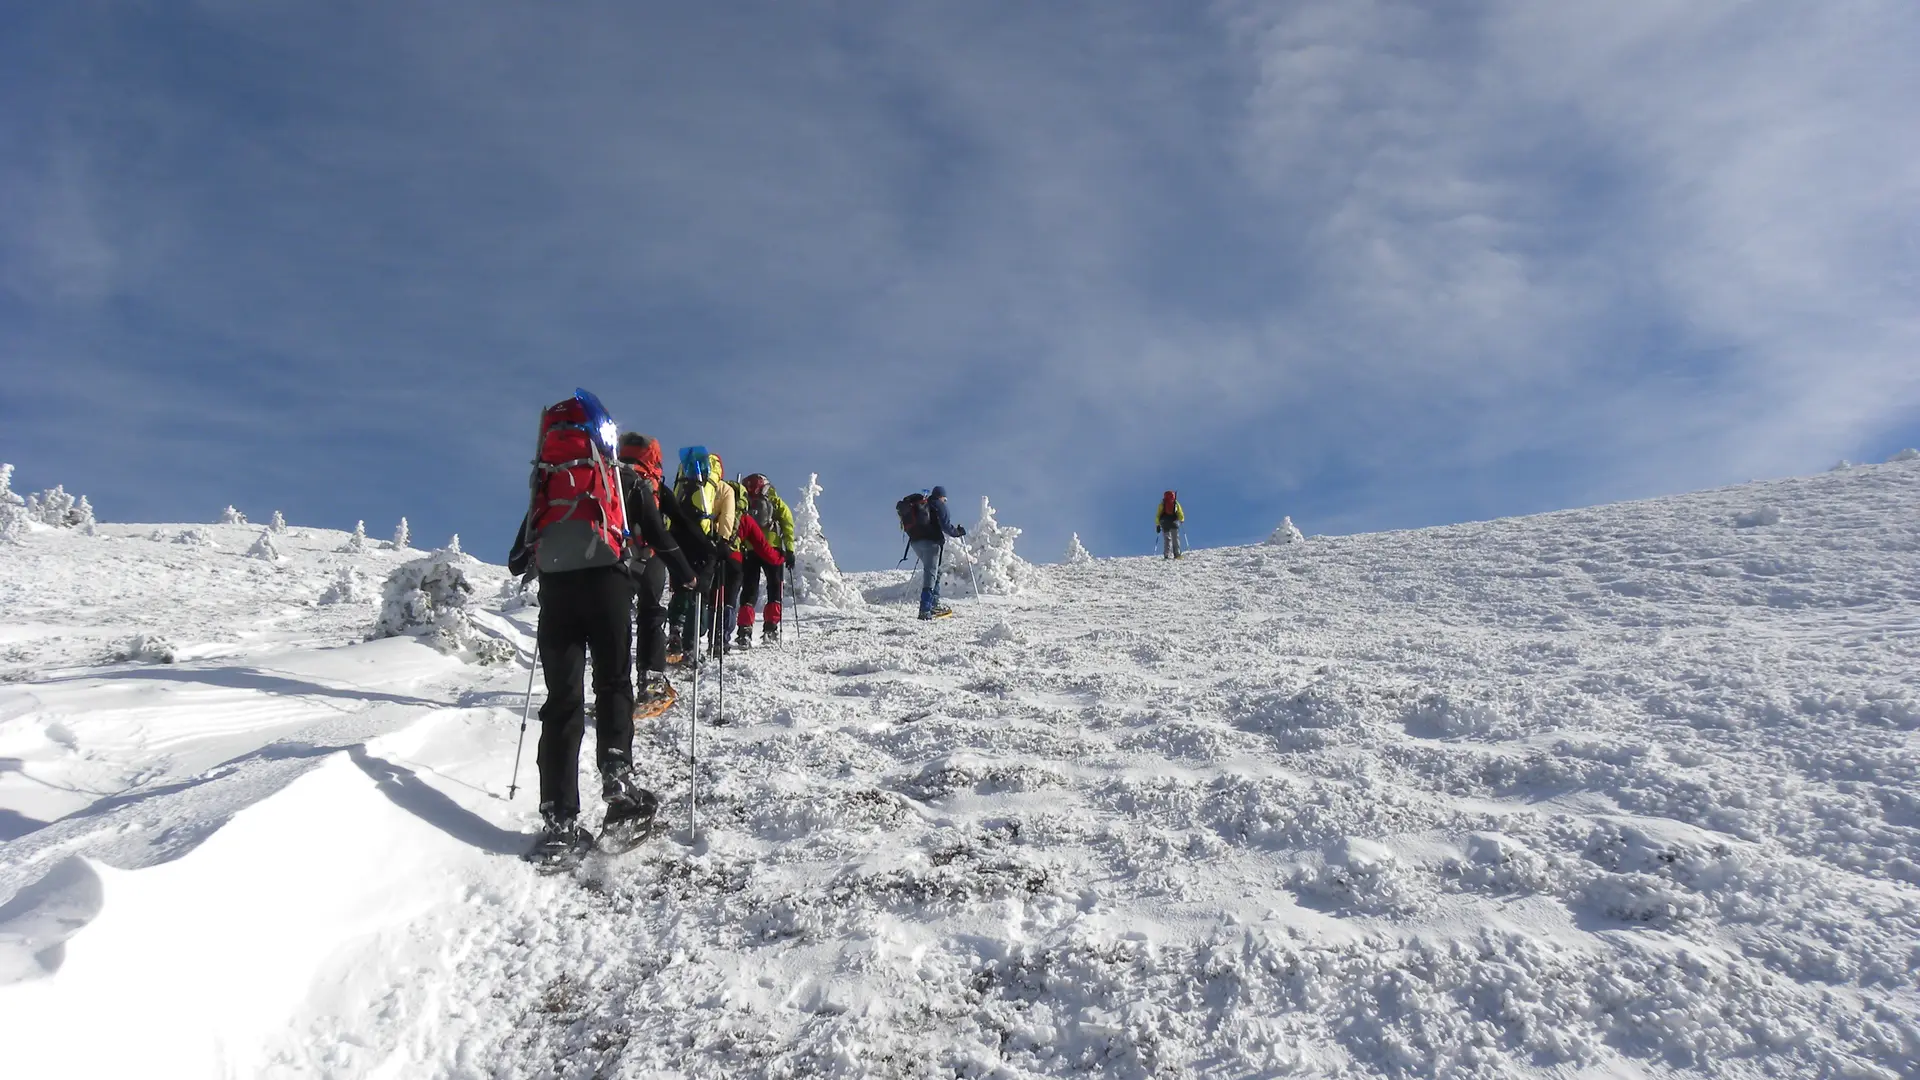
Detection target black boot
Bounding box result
[734,625,753,650]
[526,803,594,868]
[600,758,659,828]
[761,622,780,645]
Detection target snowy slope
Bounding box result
[2,464,1918,1079]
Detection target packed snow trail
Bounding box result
[3,464,1920,1077]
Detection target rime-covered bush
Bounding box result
[1265,516,1305,545]
[339,520,369,554]
[389,517,410,551]
[954,496,1038,596]
[174,527,217,548]
[1890,448,1920,463]
[1063,532,1093,564]
[319,567,369,605]
[372,551,512,663]
[0,464,27,544]
[268,510,288,534]
[790,473,863,608]
[247,530,283,562]
[110,634,177,664]
[496,575,538,612]
[220,505,247,525]
[444,533,462,556]
[70,495,95,532]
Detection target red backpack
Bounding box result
[525,397,628,573]
[1161,491,1178,518]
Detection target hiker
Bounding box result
[616,434,698,717]
[900,485,966,620]
[507,390,656,866]
[1156,491,1185,559]
[666,447,723,665]
[734,473,796,648]
[706,452,745,654]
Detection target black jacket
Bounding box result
[622,470,696,589]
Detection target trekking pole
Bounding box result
[508,645,537,799]
[688,590,700,839]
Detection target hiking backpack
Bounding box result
[895,492,931,536]
[525,391,628,574]
[673,446,713,534]
[1160,491,1179,520]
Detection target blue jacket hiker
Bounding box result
[908,485,966,620]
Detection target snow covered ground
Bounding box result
[2,463,1918,1078]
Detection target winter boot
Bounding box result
[633,671,677,719]
[761,622,780,645]
[928,604,954,619]
[918,587,935,620]
[526,803,594,868]
[734,625,753,650]
[600,755,659,829]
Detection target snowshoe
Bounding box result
[921,605,954,621]
[734,626,753,650]
[633,673,677,720]
[598,813,662,856]
[525,806,595,873]
[598,759,659,853]
[761,623,781,645]
[665,649,684,666]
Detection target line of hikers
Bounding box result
[507,390,797,863]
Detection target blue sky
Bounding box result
[4,0,1917,571]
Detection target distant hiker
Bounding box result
[897,485,966,620]
[507,390,656,867]
[1157,491,1185,559]
[734,473,796,648]
[616,434,697,717]
[707,452,746,655]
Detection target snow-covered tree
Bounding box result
[339,520,369,554]
[0,464,25,545]
[1064,532,1094,564]
[373,551,513,663]
[957,496,1038,596]
[319,567,368,605]
[1890,448,1920,463]
[789,473,863,608]
[70,495,96,532]
[268,510,288,534]
[1265,516,1306,545]
[444,533,462,555]
[390,518,411,550]
[26,485,79,527]
[220,505,248,525]
[247,529,282,562]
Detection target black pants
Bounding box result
[633,557,668,676]
[536,565,635,819]
[712,555,743,647]
[739,557,783,627]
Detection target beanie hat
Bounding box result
[930,485,947,499]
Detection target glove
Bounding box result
[1155,526,1162,533]
[955,526,967,537]
[784,550,796,569]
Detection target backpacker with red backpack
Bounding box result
[522,389,629,574]
[1159,491,1179,524]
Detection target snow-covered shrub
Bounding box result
[26,486,76,527]
[1293,837,1432,916]
[339,520,368,554]
[496,575,538,612]
[1064,532,1093,564]
[268,510,288,534]
[1829,460,1855,472]
[0,464,26,545]
[444,533,461,555]
[1889,448,1920,463]
[70,495,95,532]
[789,473,863,608]
[319,567,369,605]
[389,517,410,551]
[219,505,247,525]
[954,496,1037,596]
[372,551,513,663]
[246,530,283,562]
[1265,516,1305,545]
[110,634,177,664]
[174,527,216,548]
[1734,506,1781,528]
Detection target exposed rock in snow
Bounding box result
[219,505,247,525]
[1064,532,1093,564]
[372,551,511,663]
[789,473,863,608]
[1265,515,1306,544]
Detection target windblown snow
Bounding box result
[3,463,1919,1078]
